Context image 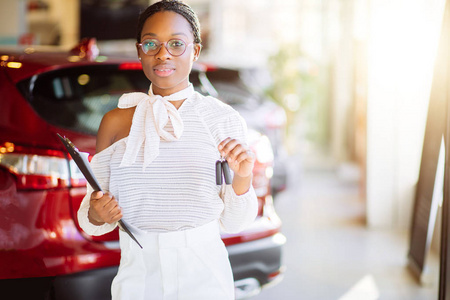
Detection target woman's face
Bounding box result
[138,11,201,96]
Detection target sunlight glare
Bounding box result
[338,274,380,300]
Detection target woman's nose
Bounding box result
[154,44,171,60]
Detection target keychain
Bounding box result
[216,156,232,185]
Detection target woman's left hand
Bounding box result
[218,137,255,178]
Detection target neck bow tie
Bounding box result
[117,84,194,170]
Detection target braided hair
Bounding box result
[136,0,202,44]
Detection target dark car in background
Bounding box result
[0,41,285,299]
[200,66,289,196]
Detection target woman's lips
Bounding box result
[153,65,175,77]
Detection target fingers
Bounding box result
[218,138,253,164]
[219,138,243,159]
[104,199,123,223]
[89,191,122,224]
[218,137,233,155]
[91,191,112,206]
[107,207,123,224]
[234,149,255,164]
[91,191,104,200]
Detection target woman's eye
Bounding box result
[169,40,185,48]
[143,40,158,50]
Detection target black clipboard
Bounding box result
[57,133,143,249]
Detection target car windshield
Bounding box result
[205,68,261,107]
[17,65,150,135]
[16,64,213,135]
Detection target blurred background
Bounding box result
[1,0,448,298]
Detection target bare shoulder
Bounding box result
[96,107,135,153]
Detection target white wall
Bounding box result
[0,0,26,44]
[45,0,79,47]
[330,0,356,163]
[366,0,446,228]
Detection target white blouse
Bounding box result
[77,89,258,236]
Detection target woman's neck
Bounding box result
[169,99,186,110]
[151,82,189,97]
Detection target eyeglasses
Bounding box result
[137,38,194,57]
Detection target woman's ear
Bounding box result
[193,44,202,61]
[136,43,141,61]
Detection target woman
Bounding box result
[77,0,258,299]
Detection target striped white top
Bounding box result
[77,91,258,235]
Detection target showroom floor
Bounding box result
[253,151,440,300]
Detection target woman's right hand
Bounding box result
[88,191,123,225]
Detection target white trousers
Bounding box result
[111,220,235,300]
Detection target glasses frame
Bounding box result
[136,38,195,57]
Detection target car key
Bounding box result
[216,160,223,185]
[216,157,232,185]
[221,160,232,184]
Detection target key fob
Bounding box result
[222,161,232,185]
[215,160,223,185]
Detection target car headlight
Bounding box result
[247,129,274,164]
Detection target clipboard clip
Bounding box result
[63,136,77,151]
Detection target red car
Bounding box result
[0,40,285,299]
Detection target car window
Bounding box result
[16,65,208,135]
[205,69,261,107]
[17,65,150,135]
[189,70,210,96]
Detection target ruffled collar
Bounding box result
[117,84,194,170]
